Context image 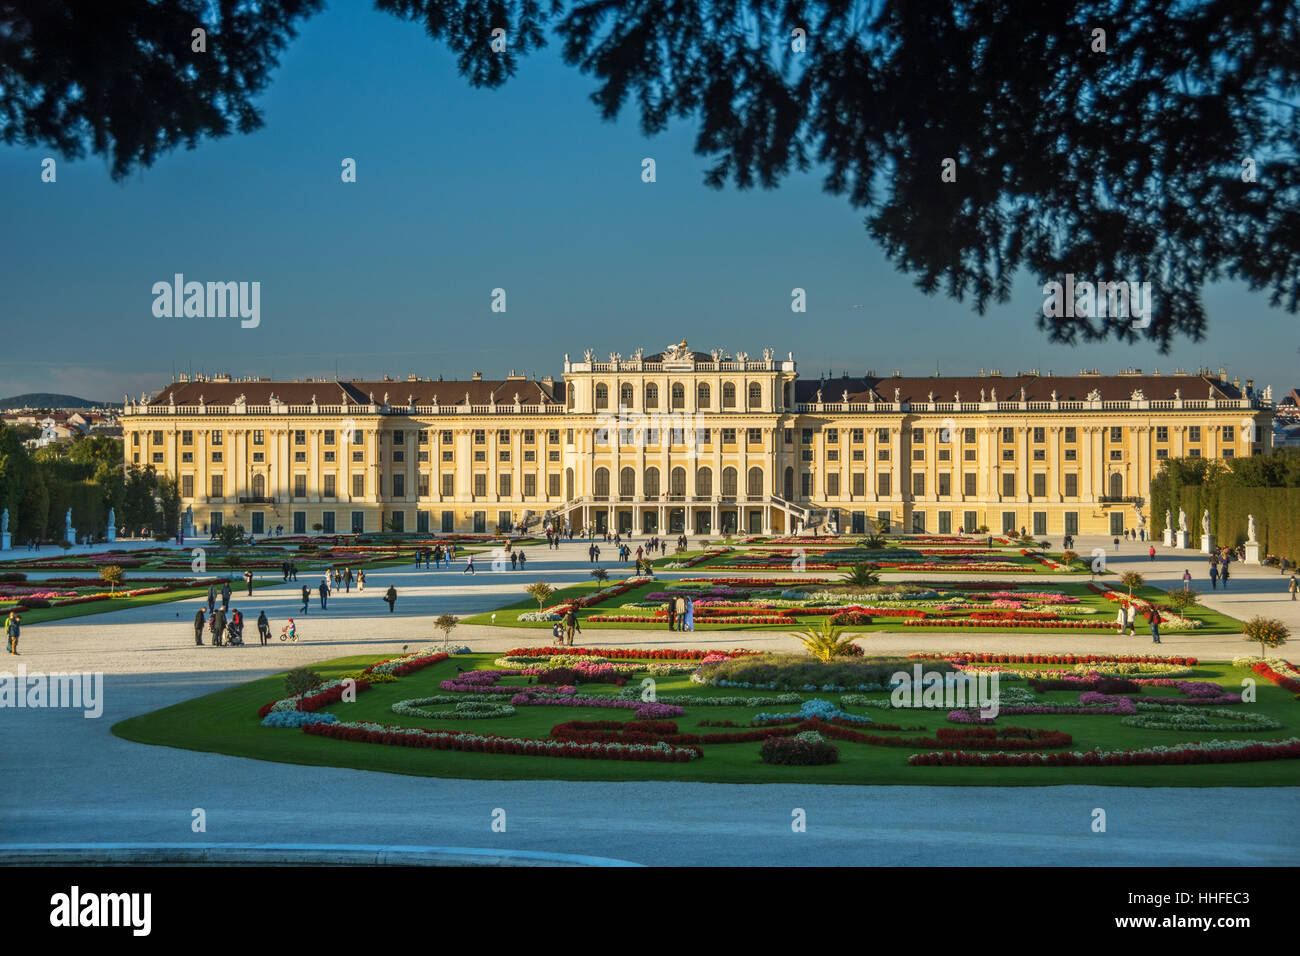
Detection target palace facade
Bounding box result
[121,343,1274,539]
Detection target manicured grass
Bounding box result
[2,580,280,625]
[460,577,1243,634]
[111,652,1300,786]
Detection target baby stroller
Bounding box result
[226,615,245,646]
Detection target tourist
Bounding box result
[193,607,206,646]
[1220,561,1230,589]
[281,562,289,582]
[463,555,475,574]
[518,550,526,570]
[1148,545,1156,561]
[244,569,254,596]
[1289,575,1298,601]
[300,584,310,613]
[358,570,366,591]
[1209,562,1219,589]
[1113,535,1120,551]
[1148,607,1163,643]
[6,610,21,655]
[206,584,216,613]
[212,607,226,646]
[344,567,353,592]
[667,598,677,631]
[257,610,270,645]
[683,598,695,631]
[384,584,398,613]
[563,607,579,646]
[318,578,329,610]
[1182,569,1191,589]
[510,551,518,570]
[220,582,232,611]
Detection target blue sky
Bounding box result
[0,3,1295,402]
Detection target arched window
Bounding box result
[566,467,574,500]
[620,383,634,408]
[697,383,711,408]
[748,382,762,408]
[645,384,659,409]
[252,474,265,498]
[1109,473,1123,498]
[595,383,609,409]
[722,382,737,408]
[697,467,713,497]
[620,467,636,497]
[644,467,660,498]
[670,467,686,497]
[783,466,794,499]
[671,383,685,409]
[594,467,610,498]
[747,466,763,497]
[722,466,738,497]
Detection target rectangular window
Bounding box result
[1064,448,1077,461]
[211,451,223,463]
[964,510,977,532]
[497,429,509,444]
[474,474,487,496]
[352,450,363,462]
[352,511,365,534]
[442,511,454,533]
[210,430,222,446]
[390,511,405,532]
[877,473,891,496]
[442,450,453,462]
[802,428,814,445]
[181,430,192,445]
[747,428,762,445]
[181,452,193,463]
[784,428,794,444]
[938,511,951,534]
[1065,474,1078,497]
[1002,427,1014,443]
[1033,511,1047,536]
[964,449,976,461]
[912,449,924,461]
[911,428,923,443]
[722,428,736,444]
[852,473,865,496]
[294,430,305,446]
[1156,448,1168,460]
[912,473,925,496]
[474,451,486,462]
[210,475,223,497]
[523,450,536,462]
[1032,474,1046,498]
[393,430,405,446]
[801,473,812,497]
[150,429,163,445]
[498,449,510,461]
[938,474,951,496]
[548,450,560,462]
[473,430,485,445]
[548,474,560,497]
[418,429,429,444]
[826,428,839,443]
[1110,426,1122,442]
[1223,448,1234,459]
[1065,511,1079,535]
[1110,450,1122,460]
[1001,448,1014,461]
[1156,426,1168,443]
[353,474,365,497]
[393,474,406,497]
[1189,426,1202,442]
[253,430,264,445]
[1002,474,1015,497]
[964,473,977,496]
[523,429,535,444]
[324,451,336,463]
[962,428,975,443]
[417,474,429,496]
[441,474,454,496]
[851,428,864,443]
[323,475,336,497]
[877,428,890,443]
[181,475,194,497]
[519,474,534,497]
[1032,449,1045,461]
[441,430,453,444]
[827,449,839,461]
[324,430,335,445]
[938,449,951,461]
[499,474,511,497]
[1033,427,1045,443]
[852,449,864,461]
[877,449,890,461]
[1189,448,1202,457]
[322,511,335,534]
[827,473,840,496]
[294,475,307,498]
[294,452,306,463]
[548,429,560,444]
[1064,427,1076,443]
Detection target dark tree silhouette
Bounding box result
[377,0,1300,349]
[0,0,322,179]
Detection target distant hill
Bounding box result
[0,393,114,410]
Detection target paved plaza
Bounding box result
[1,535,1298,865]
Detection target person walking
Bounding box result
[193,607,206,646]
[384,584,398,613]
[1148,545,1156,561]
[206,584,216,613]
[464,555,475,574]
[212,607,226,646]
[1209,562,1219,589]
[1220,561,1230,589]
[674,595,687,630]
[281,561,289,582]
[1148,607,1163,643]
[6,611,21,655]
[244,569,254,596]
[683,598,695,631]
[318,578,329,610]
[1113,535,1120,551]
[510,551,518,570]
[518,550,526,570]
[1181,569,1192,589]
[667,598,677,631]
[563,606,580,647]
[1115,603,1127,635]
[257,610,270,646]
[358,569,366,591]
[1125,602,1137,637]
[300,584,310,613]
[344,567,352,593]
[1289,574,1298,601]
[220,582,232,612]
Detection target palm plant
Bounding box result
[796,619,859,662]
[862,533,886,550]
[844,561,881,588]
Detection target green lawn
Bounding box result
[3,580,281,626]
[111,651,1300,786]
[460,577,1243,635]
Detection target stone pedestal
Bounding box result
[1200,534,1215,554]
[65,527,76,546]
[106,525,116,543]
[0,532,9,551]
[1245,542,1261,565]
[1162,529,1173,548]
[1175,530,1189,549]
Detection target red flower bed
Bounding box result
[257,677,373,718]
[908,738,1300,767]
[303,721,700,762]
[363,652,449,678]
[680,577,830,586]
[1252,660,1300,694]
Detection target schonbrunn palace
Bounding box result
[121,341,1275,539]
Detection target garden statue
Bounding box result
[65,508,72,532]
[1248,514,1257,542]
[1165,509,1172,531]
[1,509,7,533]
[1178,508,1188,533]
[1202,509,1210,536]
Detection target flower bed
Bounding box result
[1121,704,1282,731]
[1234,656,1300,694]
[760,735,840,765]
[907,737,1300,767]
